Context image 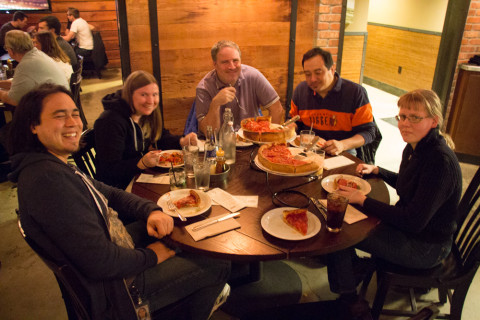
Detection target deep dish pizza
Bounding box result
[241,116,295,143]
[174,190,201,209]
[334,176,361,190]
[257,143,319,174]
[158,151,183,166]
[283,208,308,235]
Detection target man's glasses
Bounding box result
[395,114,428,123]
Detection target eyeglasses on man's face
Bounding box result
[395,114,428,123]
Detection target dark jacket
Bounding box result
[94,90,181,189]
[9,152,159,319]
[364,128,462,243]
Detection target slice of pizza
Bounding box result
[173,190,201,209]
[283,208,309,235]
[334,176,361,190]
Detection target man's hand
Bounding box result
[323,139,345,156]
[147,241,176,264]
[212,87,236,107]
[146,210,174,239]
[180,132,198,147]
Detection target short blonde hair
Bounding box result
[398,89,454,149]
[5,30,33,54]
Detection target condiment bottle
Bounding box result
[219,108,236,165]
[215,147,226,174]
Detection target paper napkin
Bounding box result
[186,213,241,241]
[211,195,258,208]
[319,199,368,224]
[207,188,246,212]
[136,173,169,184]
[323,156,355,170]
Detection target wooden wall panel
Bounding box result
[340,34,365,84]
[0,0,119,67]
[126,0,316,135]
[364,24,440,92]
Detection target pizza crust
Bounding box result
[241,116,295,143]
[257,143,319,174]
[174,190,201,208]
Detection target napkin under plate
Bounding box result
[319,199,368,224]
[136,173,169,184]
[186,213,241,241]
[323,156,355,170]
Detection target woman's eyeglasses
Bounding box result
[395,114,427,123]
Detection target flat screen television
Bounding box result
[0,0,51,13]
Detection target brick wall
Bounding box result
[446,0,480,121]
[315,0,342,64]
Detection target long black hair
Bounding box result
[8,83,73,155]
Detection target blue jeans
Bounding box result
[127,221,231,320]
[327,223,452,294]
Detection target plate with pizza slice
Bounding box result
[238,115,296,145]
[236,131,254,147]
[157,150,184,168]
[254,144,319,176]
[321,174,371,195]
[261,207,321,240]
[157,189,212,218]
[289,135,326,149]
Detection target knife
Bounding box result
[192,212,240,231]
[310,197,327,221]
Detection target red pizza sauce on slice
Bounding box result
[173,190,201,209]
[283,208,308,235]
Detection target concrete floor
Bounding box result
[0,70,478,319]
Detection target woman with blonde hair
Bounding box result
[94,70,197,189]
[33,30,73,82]
[326,89,462,316]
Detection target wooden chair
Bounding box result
[71,129,96,178]
[70,56,87,130]
[359,165,480,319]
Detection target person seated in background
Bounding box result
[95,70,198,189]
[289,47,378,156]
[8,83,231,320]
[0,30,69,106]
[195,40,284,134]
[326,89,461,317]
[33,31,73,82]
[0,11,28,56]
[38,15,78,71]
[63,7,94,58]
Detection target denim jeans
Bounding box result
[126,221,231,320]
[327,223,452,294]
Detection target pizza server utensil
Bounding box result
[192,212,240,231]
[297,136,320,157]
[279,115,300,128]
[166,194,187,221]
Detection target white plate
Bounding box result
[261,207,321,240]
[321,174,371,195]
[157,150,184,168]
[254,147,319,177]
[235,131,254,147]
[237,127,295,145]
[157,189,212,218]
[289,134,326,149]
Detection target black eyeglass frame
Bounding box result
[395,114,429,123]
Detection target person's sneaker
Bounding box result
[209,283,230,318]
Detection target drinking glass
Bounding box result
[169,167,186,190]
[182,145,199,178]
[193,158,210,191]
[300,130,315,148]
[326,193,348,232]
[312,147,325,177]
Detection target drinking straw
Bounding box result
[309,121,314,135]
[170,162,177,184]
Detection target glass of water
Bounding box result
[183,145,199,178]
[193,158,210,191]
[300,130,315,148]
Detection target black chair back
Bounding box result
[70,56,87,129]
[82,31,108,79]
[72,129,96,178]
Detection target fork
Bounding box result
[165,194,187,221]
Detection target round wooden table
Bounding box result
[132,145,389,262]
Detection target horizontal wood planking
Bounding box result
[340,34,365,84]
[127,0,316,135]
[0,0,119,68]
[364,24,440,92]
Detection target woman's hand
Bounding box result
[356,163,378,177]
[139,151,160,169]
[147,241,176,264]
[180,132,198,147]
[336,186,367,206]
[146,210,174,238]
